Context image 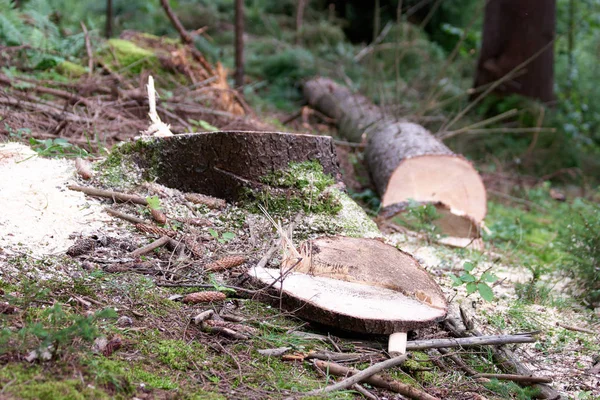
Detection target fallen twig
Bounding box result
[556,322,597,335]
[68,185,148,205]
[105,207,147,224]
[310,359,439,400]
[406,334,536,350]
[191,309,214,324]
[473,373,552,384]
[444,319,561,400]
[307,354,408,395]
[130,236,171,258]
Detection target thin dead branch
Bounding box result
[307,354,408,395]
[311,359,439,400]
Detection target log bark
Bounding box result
[304,78,487,233]
[133,131,341,202]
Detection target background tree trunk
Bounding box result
[473,0,556,103]
[105,0,113,38]
[234,0,245,88]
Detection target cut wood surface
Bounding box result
[304,78,487,234]
[134,131,342,201]
[247,236,448,334]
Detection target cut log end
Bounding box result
[383,155,487,224]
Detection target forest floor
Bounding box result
[0,135,599,400]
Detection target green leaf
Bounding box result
[459,273,476,283]
[146,195,161,210]
[190,119,219,132]
[221,232,235,242]
[477,283,494,301]
[463,262,475,272]
[448,273,463,286]
[466,282,477,294]
[481,272,499,283]
[208,228,219,238]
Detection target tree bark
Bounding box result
[234,0,245,88]
[133,131,341,202]
[105,0,113,38]
[474,0,556,103]
[296,0,307,45]
[304,78,487,233]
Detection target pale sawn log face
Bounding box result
[247,236,448,335]
[134,131,342,201]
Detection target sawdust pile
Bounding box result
[0,143,110,256]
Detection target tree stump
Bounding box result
[132,130,342,201]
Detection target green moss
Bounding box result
[400,352,435,384]
[55,61,87,78]
[245,161,343,215]
[1,364,109,400]
[261,161,335,191]
[149,339,205,371]
[102,39,159,75]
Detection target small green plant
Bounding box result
[208,228,235,244]
[146,195,161,210]
[208,274,236,295]
[0,304,117,360]
[189,119,219,132]
[558,200,600,306]
[391,200,442,243]
[19,137,90,159]
[449,262,498,301]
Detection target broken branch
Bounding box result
[406,333,536,350]
[307,354,408,395]
[69,185,148,205]
[310,359,439,400]
[130,236,171,257]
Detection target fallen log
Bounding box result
[304,78,487,237]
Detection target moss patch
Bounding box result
[247,161,343,215]
[55,61,87,78]
[101,39,159,75]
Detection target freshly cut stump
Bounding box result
[132,131,342,201]
[304,78,487,235]
[247,236,448,350]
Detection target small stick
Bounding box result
[105,208,147,224]
[130,236,171,258]
[352,383,378,400]
[437,348,477,376]
[191,309,214,324]
[556,322,597,335]
[203,325,248,340]
[311,359,439,400]
[80,22,94,77]
[472,373,553,384]
[306,354,408,395]
[68,185,148,205]
[406,334,535,350]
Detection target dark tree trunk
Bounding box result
[474,0,556,103]
[234,0,245,88]
[105,0,113,38]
